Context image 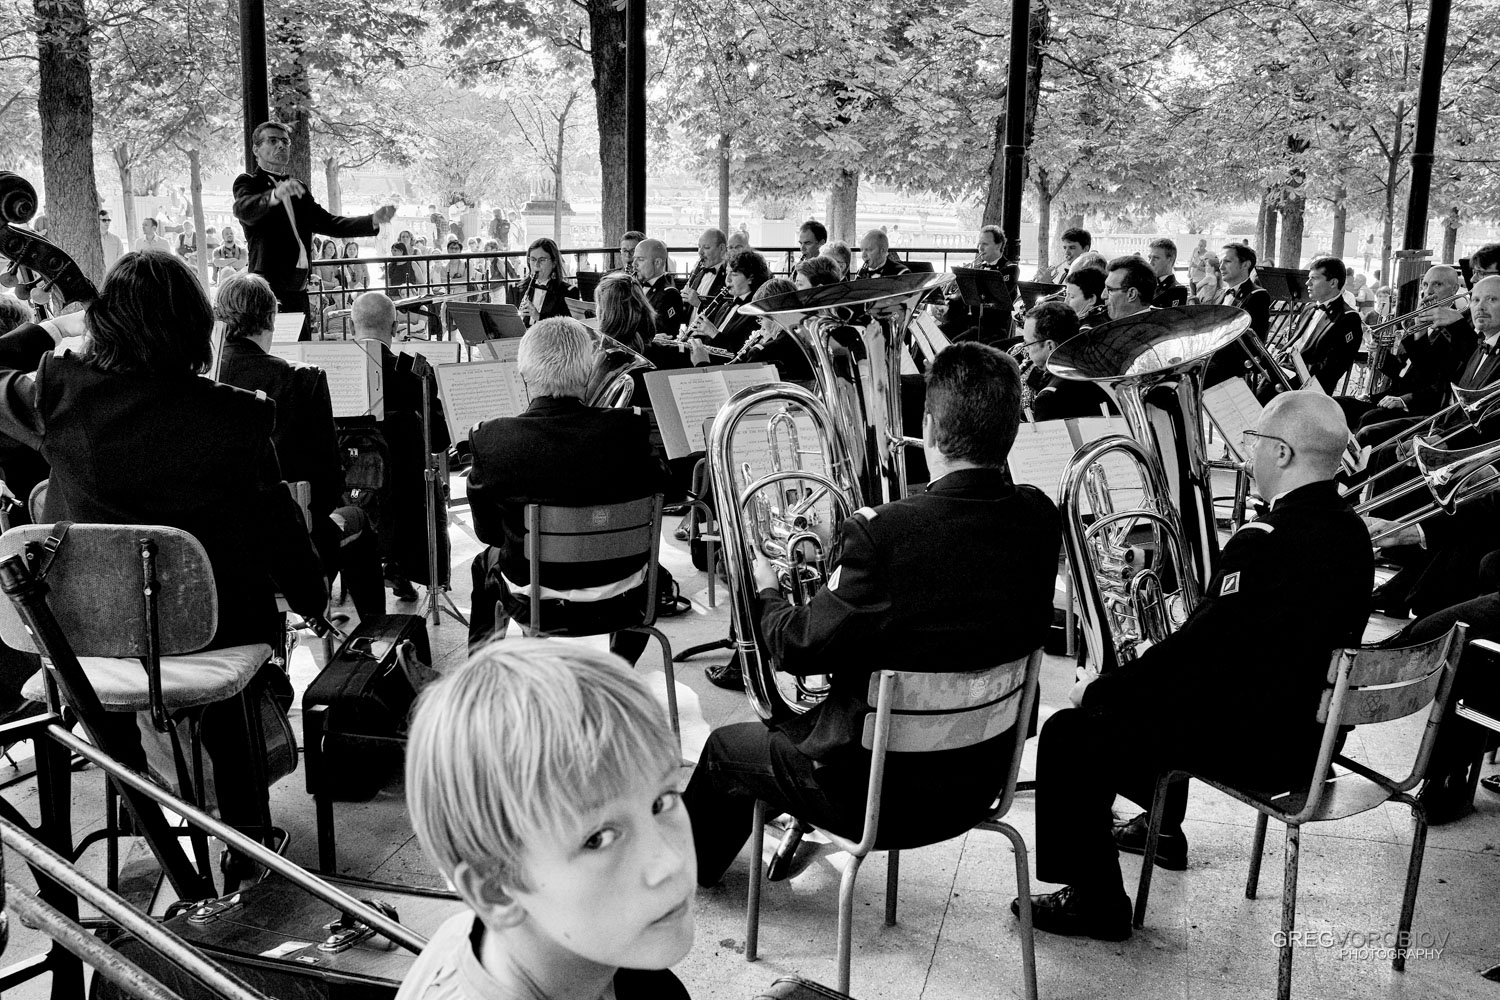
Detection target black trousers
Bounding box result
[272,276,313,342]
[683,720,1011,887]
[1391,592,1500,774]
[1035,705,1309,895]
[313,507,385,620]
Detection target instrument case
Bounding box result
[93,873,462,1000]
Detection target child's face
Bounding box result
[512,764,695,970]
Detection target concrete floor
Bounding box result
[4,496,1500,1000]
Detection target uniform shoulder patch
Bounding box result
[827,565,843,591]
[631,406,641,416]
[1219,571,1241,596]
[254,389,268,402]
[854,506,879,521]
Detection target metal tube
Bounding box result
[2,821,270,1000]
[999,0,1032,264]
[1401,0,1453,253]
[42,724,428,956]
[238,0,269,172]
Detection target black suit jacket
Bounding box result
[1227,281,1272,340]
[0,350,326,647]
[1153,274,1189,309]
[644,274,687,338]
[855,257,911,280]
[467,395,668,590]
[1383,313,1477,414]
[1084,481,1371,763]
[218,339,342,520]
[1028,370,1118,421]
[512,276,578,324]
[756,467,1060,762]
[232,168,378,296]
[686,263,727,309]
[1296,296,1364,393]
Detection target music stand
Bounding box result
[953,266,1015,311]
[447,301,525,358]
[1017,281,1063,310]
[576,270,602,301]
[1256,266,1309,303]
[412,353,469,629]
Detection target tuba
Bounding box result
[1049,305,1249,673]
[584,330,654,408]
[712,273,947,719]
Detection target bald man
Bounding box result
[685,228,728,315]
[1019,391,1372,941]
[855,229,909,280]
[631,238,686,339]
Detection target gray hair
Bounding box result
[518,317,594,398]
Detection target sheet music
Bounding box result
[1069,414,1123,448]
[1006,419,1080,498]
[476,338,521,362]
[643,363,780,459]
[298,341,383,419]
[267,343,301,364]
[391,339,462,365]
[1202,378,1263,461]
[434,360,529,444]
[272,312,304,343]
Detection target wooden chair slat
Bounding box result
[1334,638,1456,688]
[861,687,1024,754]
[863,657,1029,713]
[1338,666,1448,727]
[524,524,653,564]
[529,498,657,534]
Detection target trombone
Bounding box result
[1349,380,1500,502]
[1367,436,1500,543]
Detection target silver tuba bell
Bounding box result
[713,273,947,720]
[1048,305,1249,673]
[584,331,654,408]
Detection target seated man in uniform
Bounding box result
[683,343,1061,885]
[1023,301,1117,421]
[215,273,385,618]
[467,318,671,664]
[1019,391,1371,940]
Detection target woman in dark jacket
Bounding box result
[516,237,578,325]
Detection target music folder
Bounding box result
[433,358,530,444]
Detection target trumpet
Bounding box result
[1364,290,1467,400]
[1367,436,1500,542]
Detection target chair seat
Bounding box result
[1199,770,1398,825]
[23,643,273,712]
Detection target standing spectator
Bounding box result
[233,120,393,340]
[1193,254,1223,304]
[204,226,222,253]
[176,219,198,262]
[1188,238,1209,284]
[428,204,447,245]
[1363,234,1376,275]
[135,217,171,253]
[213,226,248,282]
[98,209,123,272]
[486,208,510,248]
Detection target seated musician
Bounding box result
[682,343,1061,886]
[1146,238,1188,308]
[736,277,815,384]
[1105,255,1156,321]
[1285,255,1363,394]
[935,224,1006,343]
[1022,302,1118,420]
[595,272,655,354]
[348,292,452,599]
[0,250,326,842]
[793,255,842,290]
[1064,268,1111,331]
[214,273,385,619]
[1020,391,1370,940]
[1204,243,1273,386]
[687,248,770,362]
[684,228,728,320]
[1037,227,1090,284]
[797,220,827,265]
[515,238,577,326]
[855,229,910,280]
[822,241,853,280]
[400,639,693,1000]
[632,238,687,339]
[1340,264,1473,431]
[466,318,671,664]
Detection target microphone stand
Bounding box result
[416,357,468,628]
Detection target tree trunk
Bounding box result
[827,167,859,244]
[1034,171,1052,276]
[1381,98,1406,292]
[982,5,1049,227]
[188,148,209,288]
[270,19,313,184]
[1261,192,1279,267]
[1254,189,1269,256]
[323,157,342,215]
[1278,189,1305,270]
[115,145,138,253]
[588,0,628,245]
[34,0,104,287]
[717,132,730,236]
[1331,178,1347,260]
[1441,210,1458,264]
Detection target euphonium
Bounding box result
[1049,304,1250,673]
[584,331,654,408]
[713,273,947,719]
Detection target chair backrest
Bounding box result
[522,496,664,630]
[0,524,218,658]
[576,270,602,301]
[27,478,48,523]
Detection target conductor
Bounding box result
[233,121,396,341]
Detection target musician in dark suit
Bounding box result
[633,238,687,338]
[513,237,578,326]
[687,248,770,361]
[1064,269,1111,332]
[1146,238,1188,308]
[1020,392,1370,940]
[215,273,385,618]
[797,220,828,265]
[1286,256,1363,394]
[936,224,1006,343]
[0,251,326,838]
[466,318,669,663]
[1024,302,1118,421]
[684,228,728,319]
[1035,228,1091,284]
[1106,255,1157,321]
[1205,243,1273,386]
[232,122,394,341]
[683,343,1061,886]
[855,229,910,280]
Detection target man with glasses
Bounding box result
[1104,255,1156,321]
[1022,301,1116,421]
[1017,390,1370,941]
[98,210,122,272]
[616,230,645,276]
[233,121,396,341]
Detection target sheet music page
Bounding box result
[1202,378,1263,461]
[1069,414,1123,449]
[392,340,462,365]
[1005,419,1080,498]
[268,343,301,363]
[434,360,529,444]
[271,312,304,343]
[298,342,380,419]
[476,338,521,362]
[719,364,780,399]
[665,370,733,455]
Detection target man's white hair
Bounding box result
[518,317,594,398]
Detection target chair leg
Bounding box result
[885,850,899,926]
[836,850,867,996]
[239,691,274,851]
[634,627,679,745]
[1393,794,1428,973]
[181,713,215,883]
[992,821,1038,1000]
[1246,811,1270,900]
[304,705,337,873]
[1133,773,1174,928]
[746,800,765,962]
[105,779,119,893]
[1276,825,1302,1000]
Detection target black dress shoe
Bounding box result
[1113,812,1189,871]
[766,819,813,882]
[704,656,744,691]
[1419,771,1475,825]
[1012,885,1132,941]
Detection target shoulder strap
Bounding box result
[25,520,74,581]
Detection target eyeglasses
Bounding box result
[528,255,551,266]
[1241,429,1294,458]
